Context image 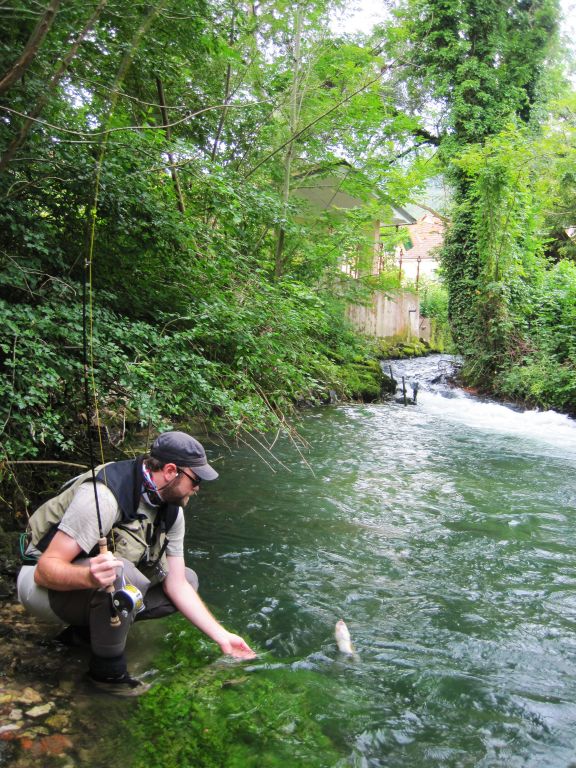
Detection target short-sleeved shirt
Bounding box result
[58,483,185,558]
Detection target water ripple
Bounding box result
[185,358,576,766]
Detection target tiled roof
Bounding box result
[402,213,444,261]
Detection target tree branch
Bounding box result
[409,200,450,224]
[0,99,267,142]
[4,460,89,468]
[156,76,186,214]
[0,0,108,173]
[244,71,386,180]
[0,0,61,95]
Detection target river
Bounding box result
[96,354,576,767]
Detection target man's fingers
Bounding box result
[89,554,122,588]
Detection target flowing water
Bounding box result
[100,355,576,767]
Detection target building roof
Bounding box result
[291,161,416,224]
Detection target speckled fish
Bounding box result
[334,619,355,655]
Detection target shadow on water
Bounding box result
[79,355,576,768]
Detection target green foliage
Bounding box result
[95,621,344,768]
[418,281,448,323]
[535,93,576,263]
[0,295,84,457]
[390,0,560,141]
[495,260,576,413]
[0,0,399,481]
[417,280,452,351]
[382,0,575,408]
[0,278,374,463]
[438,122,576,410]
[443,128,548,381]
[1,0,574,513]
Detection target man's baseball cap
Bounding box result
[150,431,218,481]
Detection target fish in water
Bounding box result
[334,619,355,655]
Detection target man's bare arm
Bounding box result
[163,555,256,659]
[34,530,121,591]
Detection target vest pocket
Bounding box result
[111,521,149,564]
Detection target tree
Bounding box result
[1,0,401,477]
[381,0,561,384]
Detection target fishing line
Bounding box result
[83,184,120,625]
[82,1,170,624]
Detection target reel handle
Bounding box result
[98,537,122,628]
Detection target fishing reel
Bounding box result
[97,540,144,624]
[112,580,144,617]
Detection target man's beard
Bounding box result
[159,484,189,506]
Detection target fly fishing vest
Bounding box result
[26,458,180,579]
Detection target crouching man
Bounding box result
[17,431,256,696]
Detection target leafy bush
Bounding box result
[496,260,576,414]
[418,281,449,323]
[0,277,376,464]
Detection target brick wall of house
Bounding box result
[398,213,444,282]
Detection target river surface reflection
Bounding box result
[182,355,576,766]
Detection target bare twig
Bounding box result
[0,100,268,143]
[4,460,89,468]
[0,250,77,295]
[240,428,292,473]
[235,433,278,473]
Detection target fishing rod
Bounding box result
[82,255,121,628]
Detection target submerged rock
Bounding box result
[26,702,54,718]
[0,598,78,763]
[17,688,43,705]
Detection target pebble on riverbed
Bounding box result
[0,599,79,765]
[0,682,76,764]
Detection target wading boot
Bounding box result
[87,652,151,697]
[55,625,91,647]
[87,672,151,697]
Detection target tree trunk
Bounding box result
[211,13,236,162]
[274,5,303,279]
[156,77,186,214]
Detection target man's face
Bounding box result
[160,467,201,507]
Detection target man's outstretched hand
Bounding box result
[218,632,257,659]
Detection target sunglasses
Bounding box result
[177,468,202,488]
